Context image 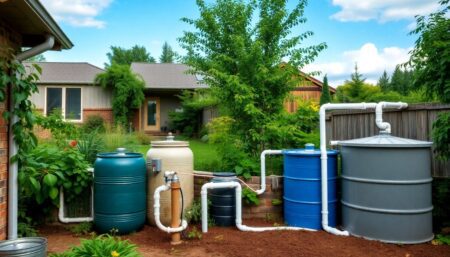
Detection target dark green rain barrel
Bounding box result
[94,148,147,234]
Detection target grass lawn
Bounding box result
[129,138,219,171]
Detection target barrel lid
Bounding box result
[97,149,143,158]
[338,133,433,148]
[213,172,236,177]
[151,140,189,147]
[283,144,338,156]
[0,237,46,252]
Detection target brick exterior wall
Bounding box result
[83,108,114,125]
[0,19,22,240]
[194,173,284,221]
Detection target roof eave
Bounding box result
[24,0,73,50]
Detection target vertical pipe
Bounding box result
[170,180,182,245]
[258,150,282,195]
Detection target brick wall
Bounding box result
[0,19,22,240]
[194,172,284,220]
[83,108,113,125]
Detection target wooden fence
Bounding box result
[325,103,450,178]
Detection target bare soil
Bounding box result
[41,220,450,257]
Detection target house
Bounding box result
[284,72,337,113]
[0,0,72,239]
[28,62,113,123]
[130,63,207,133]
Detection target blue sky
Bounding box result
[41,0,441,87]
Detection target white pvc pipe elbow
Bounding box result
[375,102,408,134]
[153,184,188,233]
[257,150,283,195]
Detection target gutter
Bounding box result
[9,35,55,240]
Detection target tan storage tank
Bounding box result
[146,134,194,226]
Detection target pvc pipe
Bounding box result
[375,102,408,134]
[154,184,188,233]
[58,168,94,223]
[320,103,378,236]
[201,182,316,233]
[9,35,55,239]
[257,150,283,195]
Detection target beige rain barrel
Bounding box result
[146,135,194,226]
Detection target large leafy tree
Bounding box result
[319,75,332,105]
[159,42,177,63]
[179,0,326,154]
[95,64,145,126]
[106,45,155,67]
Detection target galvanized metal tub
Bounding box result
[0,237,47,257]
[339,134,433,244]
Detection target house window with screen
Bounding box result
[46,87,82,121]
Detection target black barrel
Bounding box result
[209,172,237,226]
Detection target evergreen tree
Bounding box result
[390,66,413,95]
[319,75,332,105]
[346,64,365,100]
[377,70,390,92]
[159,42,177,63]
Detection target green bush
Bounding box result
[50,235,141,257]
[432,112,450,160]
[133,131,151,145]
[68,222,93,236]
[82,115,105,133]
[77,131,105,164]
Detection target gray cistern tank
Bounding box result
[338,132,433,244]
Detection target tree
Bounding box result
[179,0,326,155]
[390,66,414,95]
[319,75,332,105]
[346,64,365,100]
[95,64,145,126]
[159,42,177,63]
[105,45,155,67]
[377,70,390,92]
[405,0,450,159]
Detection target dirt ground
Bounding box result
[41,219,450,257]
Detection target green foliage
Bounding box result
[36,110,79,146]
[432,112,450,160]
[18,206,38,237]
[432,178,450,231]
[159,41,178,63]
[0,53,39,165]
[435,234,450,245]
[82,115,105,133]
[389,66,414,95]
[271,198,282,206]
[346,64,365,101]
[106,45,155,67]
[77,130,105,164]
[242,187,260,205]
[169,90,217,137]
[406,0,450,103]
[19,144,91,220]
[186,227,202,240]
[52,235,142,257]
[179,0,326,156]
[184,199,202,224]
[377,70,390,92]
[319,75,332,105]
[69,222,93,236]
[133,131,151,145]
[95,64,145,127]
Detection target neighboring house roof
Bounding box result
[0,0,73,49]
[25,62,104,84]
[297,71,337,94]
[131,63,208,89]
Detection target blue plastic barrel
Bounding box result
[283,144,338,230]
[94,149,147,234]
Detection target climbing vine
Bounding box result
[0,50,40,163]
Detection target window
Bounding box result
[46,87,82,121]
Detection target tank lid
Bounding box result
[151,140,189,147]
[213,172,236,177]
[338,134,433,148]
[0,237,46,252]
[97,151,143,158]
[283,144,338,156]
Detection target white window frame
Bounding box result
[44,86,83,122]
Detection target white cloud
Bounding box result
[41,0,112,28]
[304,43,412,87]
[330,0,440,22]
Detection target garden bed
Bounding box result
[41,220,450,257]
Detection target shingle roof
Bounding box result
[25,62,104,84]
[130,63,208,89]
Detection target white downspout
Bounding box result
[320,103,378,236]
[58,168,94,223]
[257,150,282,195]
[9,35,55,239]
[201,182,316,233]
[153,184,188,233]
[375,102,408,133]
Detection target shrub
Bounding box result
[133,131,151,145]
[77,130,105,164]
[50,235,141,257]
[82,115,105,133]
